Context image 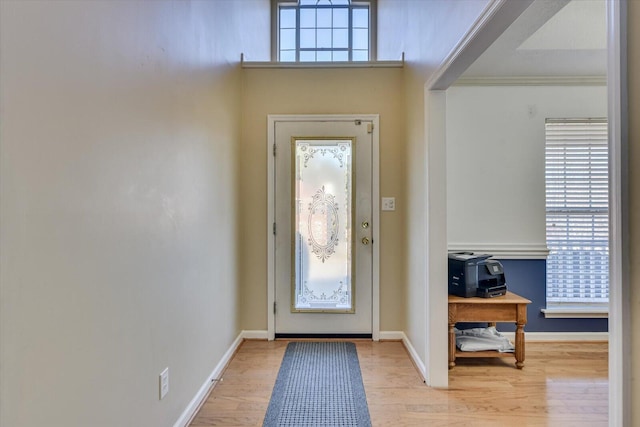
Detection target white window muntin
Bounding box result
[274,0,375,62]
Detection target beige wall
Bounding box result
[628,1,639,424]
[0,1,268,426]
[402,65,429,365]
[239,67,407,332]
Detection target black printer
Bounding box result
[448,252,507,298]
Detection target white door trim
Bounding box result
[267,114,380,341]
[606,1,630,426]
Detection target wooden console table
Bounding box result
[448,291,531,369]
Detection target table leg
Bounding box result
[515,321,525,369]
[448,322,456,369]
[515,303,527,369]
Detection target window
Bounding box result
[273,0,375,62]
[544,119,609,315]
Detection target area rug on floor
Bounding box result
[263,341,372,427]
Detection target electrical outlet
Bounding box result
[381,197,396,211]
[159,367,169,400]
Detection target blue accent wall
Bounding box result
[457,259,608,333]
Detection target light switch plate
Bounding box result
[381,197,395,211]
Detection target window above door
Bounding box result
[271,0,377,62]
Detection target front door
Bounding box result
[273,118,374,336]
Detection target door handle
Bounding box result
[361,237,370,245]
[361,221,369,229]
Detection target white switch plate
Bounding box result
[159,367,169,400]
[381,197,395,211]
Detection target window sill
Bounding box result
[541,306,608,319]
[241,54,404,69]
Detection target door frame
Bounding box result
[267,114,381,340]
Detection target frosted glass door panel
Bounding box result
[293,139,354,312]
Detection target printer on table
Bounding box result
[448,252,507,298]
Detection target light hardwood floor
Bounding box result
[189,340,608,426]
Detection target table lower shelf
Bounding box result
[448,292,531,369]
[454,350,515,358]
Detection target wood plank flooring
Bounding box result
[189,340,608,426]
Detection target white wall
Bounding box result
[0,1,268,426]
[446,85,607,253]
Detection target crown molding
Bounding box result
[453,75,607,86]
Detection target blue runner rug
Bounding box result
[263,342,372,427]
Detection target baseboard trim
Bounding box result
[380,331,427,382]
[173,332,245,427]
[378,331,404,341]
[242,330,269,340]
[501,331,609,342]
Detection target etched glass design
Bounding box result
[293,139,353,311]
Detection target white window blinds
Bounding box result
[545,119,609,307]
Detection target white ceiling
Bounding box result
[461,0,607,78]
